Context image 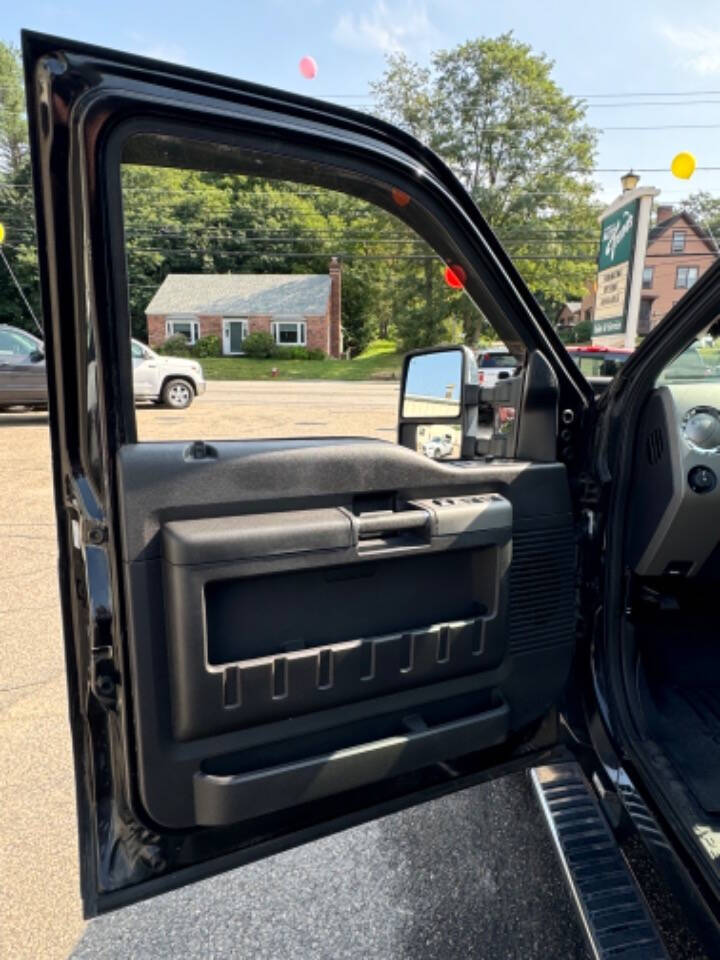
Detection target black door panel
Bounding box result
[22,30,588,915]
[117,440,575,830]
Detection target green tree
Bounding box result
[680,191,720,242]
[0,40,41,334]
[371,33,600,323]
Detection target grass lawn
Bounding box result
[200,340,404,381]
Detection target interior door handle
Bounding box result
[355,510,429,537]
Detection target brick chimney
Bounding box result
[328,257,342,358]
[656,204,674,225]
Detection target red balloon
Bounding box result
[391,187,410,207]
[299,56,317,79]
[444,264,466,289]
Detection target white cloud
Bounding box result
[658,23,720,75]
[333,1,434,55]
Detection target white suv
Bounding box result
[131,339,206,409]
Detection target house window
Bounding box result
[642,266,654,289]
[166,317,200,343]
[583,308,592,324]
[271,320,306,346]
[671,230,686,253]
[675,266,699,289]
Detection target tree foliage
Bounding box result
[371,33,600,317]
[0,41,41,334]
[680,191,720,241]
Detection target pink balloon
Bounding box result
[299,56,317,79]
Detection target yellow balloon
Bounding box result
[0,223,5,245]
[671,152,696,179]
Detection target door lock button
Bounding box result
[688,465,717,493]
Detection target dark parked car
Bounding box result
[20,30,720,958]
[0,324,46,408]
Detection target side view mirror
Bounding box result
[397,346,479,460]
[29,349,44,363]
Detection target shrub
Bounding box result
[192,335,222,358]
[241,331,278,358]
[271,346,328,360]
[156,334,191,357]
[275,346,304,359]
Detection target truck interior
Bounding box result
[615,347,720,884]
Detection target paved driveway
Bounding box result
[0,382,592,959]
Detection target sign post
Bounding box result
[592,184,659,348]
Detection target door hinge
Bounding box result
[91,643,119,706]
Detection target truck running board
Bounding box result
[531,763,668,960]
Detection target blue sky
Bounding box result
[4,0,720,204]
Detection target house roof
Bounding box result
[648,210,719,253]
[145,273,332,316]
[556,301,582,320]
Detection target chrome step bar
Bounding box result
[531,763,668,960]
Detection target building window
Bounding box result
[583,308,592,324]
[166,317,200,343]
[642,266,654,289]
[671,230,686,253]
[638,298,653,335]
[675,266,699,289]
[271,320,306,346]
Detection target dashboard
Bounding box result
[630,384,720,578]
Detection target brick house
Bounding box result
[639,206,718,334]
[573,206,718,338]
[146,258,342,357]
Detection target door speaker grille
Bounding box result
[509,524,575,654]
[646,428,664,466]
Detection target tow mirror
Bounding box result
[397,346,479,460]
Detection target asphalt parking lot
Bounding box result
[0,380,694,960]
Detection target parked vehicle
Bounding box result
[422,433,454,460]
[22,30,720,957]
[566,344,632,378]
[476,346,521,386]
[130,339,206,408]
[0,324,205,410]
[0,324,47,409]
[568,342,719,390]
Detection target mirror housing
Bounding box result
[397,346,479,459]
[29,349,44,363]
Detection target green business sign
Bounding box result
[593,199,638,337]
[598,200,637,271]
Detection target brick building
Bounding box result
[145,258,342,357]
[639,207,718,333]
